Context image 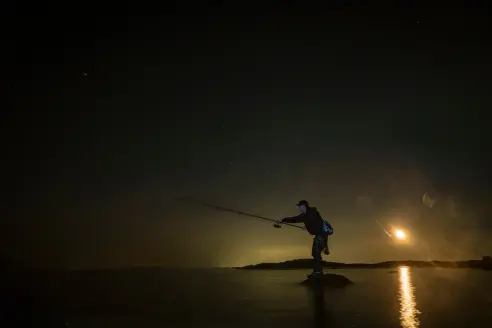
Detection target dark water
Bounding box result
[5,267,492,327]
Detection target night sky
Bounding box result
[6,5,492,269]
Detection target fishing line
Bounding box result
[178,197,305,230]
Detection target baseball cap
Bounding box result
[296,200,309,207]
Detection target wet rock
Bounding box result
[300,273,353,288]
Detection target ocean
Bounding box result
[6,267,492,327]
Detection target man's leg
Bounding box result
[324,236,330,255]
[311,235,324,274]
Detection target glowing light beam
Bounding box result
[395,229,406,240]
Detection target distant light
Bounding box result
[395,229,406,240]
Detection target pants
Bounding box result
[312,233,328,273]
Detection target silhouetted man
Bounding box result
[276,200,333,278]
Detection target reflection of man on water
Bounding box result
[311,288,326,327]
[309,285,330,328]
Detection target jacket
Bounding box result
[281,207,325,235]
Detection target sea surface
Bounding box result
[6,267,492,327]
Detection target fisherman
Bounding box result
[276,200,333,279]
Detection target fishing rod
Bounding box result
[179,197,305,230]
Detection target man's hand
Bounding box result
[275,219,283,224]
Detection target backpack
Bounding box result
[323,220,334,235]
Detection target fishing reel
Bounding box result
[273,223,282,228]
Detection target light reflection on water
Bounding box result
[398,266,421,328]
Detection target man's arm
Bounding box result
[281,215,304,224]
